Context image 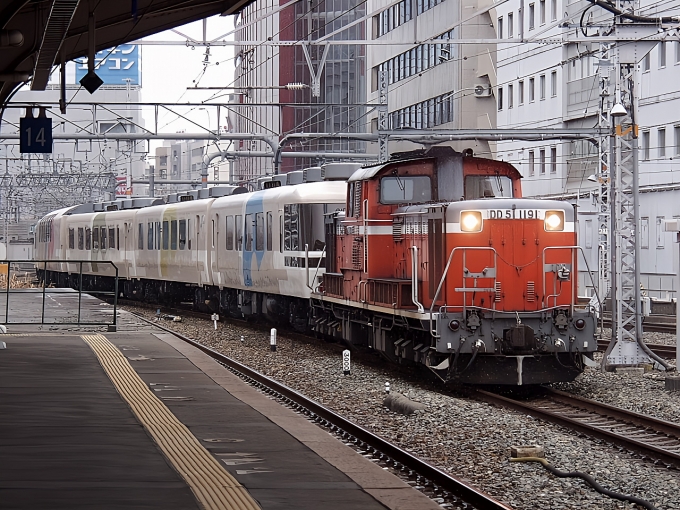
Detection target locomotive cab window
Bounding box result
[465,175,513,199]
[380,175,431,204]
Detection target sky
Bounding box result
[139,15,236,141]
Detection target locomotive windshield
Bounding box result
[465,175,513,200]
[380,175,432,204]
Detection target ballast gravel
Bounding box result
[122,306,680,510]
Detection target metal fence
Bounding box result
[2,260,118,329]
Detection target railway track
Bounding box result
[131,311,512,510]
[475,388,680,470]
[596,340,677,358]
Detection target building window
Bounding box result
[659,128,666,158]
[539,75,546,100]
[642,130,650,160]
[529,77,535,101]
[657,216,665,249]
[528,150,535,176]
[508,84,513,108]
[675,126,680,155]
[551,0,557,20]
[539,0,545,24]
[498,17,503,39]
[498,86,503,110]
[643,53,650,72]
[508,12,514,37]
[540,149,546,174]
[529,3,535,30]
[518,80,524,104]
[551,147,557,173]
[659,42,666,68]
[641,218,649,249]
[551,71,557,96]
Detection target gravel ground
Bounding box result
[123,306,680,510]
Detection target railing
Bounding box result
[3,259,118,328]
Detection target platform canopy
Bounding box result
[0,0,252,105]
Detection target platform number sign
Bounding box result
[342,349,351,376]
[20,117,52,154]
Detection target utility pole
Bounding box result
[591,0,674,370]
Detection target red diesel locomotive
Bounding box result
[312,147,597,385]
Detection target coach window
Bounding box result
[256,212,264,251]
[380,175,432,204]
[138,223,144,250]
[148,222,153,250]
[154,222,161,250]
[171,220,178,250]
[68,228,75,249]
[78,228,84,250]
[162,221,169,250]
[226,215,234,250]
[236,215,243,250]
[266,212,273,251]
[179,220,186,250]
[93,227,99,250]
[101,227,107,250]
[245,214,254,251]
[117,227,120,251]
[85,228,92,250]
[109,227,115,250]
[211,219,215,249]
[187,219,192,250]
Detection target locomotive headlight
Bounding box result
[460,211,483,232]
[544,210,564,231]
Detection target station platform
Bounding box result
[0,291,441,510]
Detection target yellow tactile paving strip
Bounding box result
[81,334,261,510]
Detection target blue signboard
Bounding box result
[20,117,52,154]
[75,44,140,86]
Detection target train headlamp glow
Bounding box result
[544,210,564,231]
[460,211,483,232]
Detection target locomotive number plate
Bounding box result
[488,209,539,220]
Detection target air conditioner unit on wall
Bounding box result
[474,84,492,98]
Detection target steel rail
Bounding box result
[130,311,512,510]
[475,389,680,469]
[597,339,676,357]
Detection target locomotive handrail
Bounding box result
[429,247,498,338]
[410,246,425,313]
[542,245,602,320]
[305,243,327,294]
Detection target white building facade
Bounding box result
[495,0,680,297]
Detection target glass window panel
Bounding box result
[236,215,243,250]
[93,226,99,250]
[226,216,234,250]
[179,219,186,250]
[109,227,116,249]
[266,211,273,251]
[162,220,169,250]
[256,212,264,251]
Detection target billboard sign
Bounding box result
[75,44,140,86]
